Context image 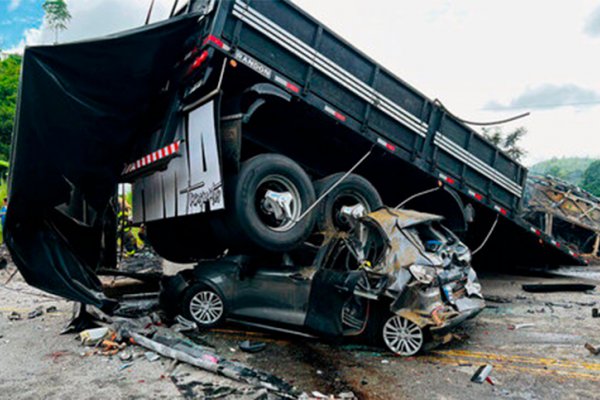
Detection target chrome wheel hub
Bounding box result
[189,291,224,325]
[383,316,424,356]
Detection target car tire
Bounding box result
[225,153,317,252]
[182,283,226,328]
[313,173,382,233]
[381,315,424,356]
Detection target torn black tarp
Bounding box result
[6,13,202,309]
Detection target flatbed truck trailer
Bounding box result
[7,0,584,308]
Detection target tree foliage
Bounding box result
[582,160,600,197]
[0,55,21,161]
[42,0,72,43]
[530,157,597,185]
[482,126,527,162]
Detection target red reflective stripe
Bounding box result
[286,82,300,93]
[169,143,176,153]
[191,51,209,71]
[204,35,224,48]
[446,177,455,185]
[334,111,346,122]
[474,193,483,201]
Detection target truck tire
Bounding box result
[314,173,382,233]
[227,154,317,252]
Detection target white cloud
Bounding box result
[8,0,22,12]
[14,0,175,49]
[10,0,600,165]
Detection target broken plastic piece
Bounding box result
[28,306,44,319]
[145,351,160,362]
[471,364,494,384]
[508,323,535,330]
[585,343,600,356]
[8,311,21,321]
[79,327,112,346]
[239,340,267,353]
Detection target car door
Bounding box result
[232,264,313,327]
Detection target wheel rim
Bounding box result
[332,192,370,230]
[256,174,302,232]
[189,291,224,325]
[383,316,424,356]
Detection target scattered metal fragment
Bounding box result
[79,327,113,346]
[8,311,21,321]
[119,362,134,371]
[585,343,600,356]
[28,306,44,319]
[522,283,596,293]
[239,340,267,353]
[127,331,296,397]
[119,352,133,361]
[145,351,160,362]
[471,364,494,384]
[508,323,535,330]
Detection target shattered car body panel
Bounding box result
[325,208,484,337]
[162,208,485,355]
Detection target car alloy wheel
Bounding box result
[382,315,424,356]
[189,290,224,326]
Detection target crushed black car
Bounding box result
[161,208,485,356]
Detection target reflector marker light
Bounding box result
[377,138,396,152]
[190,51,209,72]
[274,75,300,93]
[494,205,508,216]
[530,227,542,236]
[438,173,456,185]
[123,141,182,175]
[203,35,231,51]
[467,189,483,201]
[324,105,346,122]
[203,35,223,48]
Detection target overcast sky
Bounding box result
[1,0,599,166]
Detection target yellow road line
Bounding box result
[425,356,600,382]
[434,349,600,372]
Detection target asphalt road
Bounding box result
[1,265,599,399]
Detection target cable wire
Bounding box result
[434,99,530,126]
[472,214,500,255]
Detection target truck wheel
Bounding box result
[182,283,226,328]
[314,173,382,232]
[229,154,316,252]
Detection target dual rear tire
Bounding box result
[149,153,383,259]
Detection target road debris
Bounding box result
[593,308,599,318]
[78,327,113,346]
[144,351,160,362]
[471,364,494,384]
[46,306,58,313]
[239,340,267,353]
[27,306,43,319]
[8,311,21,321]
[522,283,596,293]
[585,343,600,356]
[508,323,536,331]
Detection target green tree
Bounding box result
[0,55,21,161]
[482,126,528,162]
[42,0,72,44]
[582,160,600,197]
